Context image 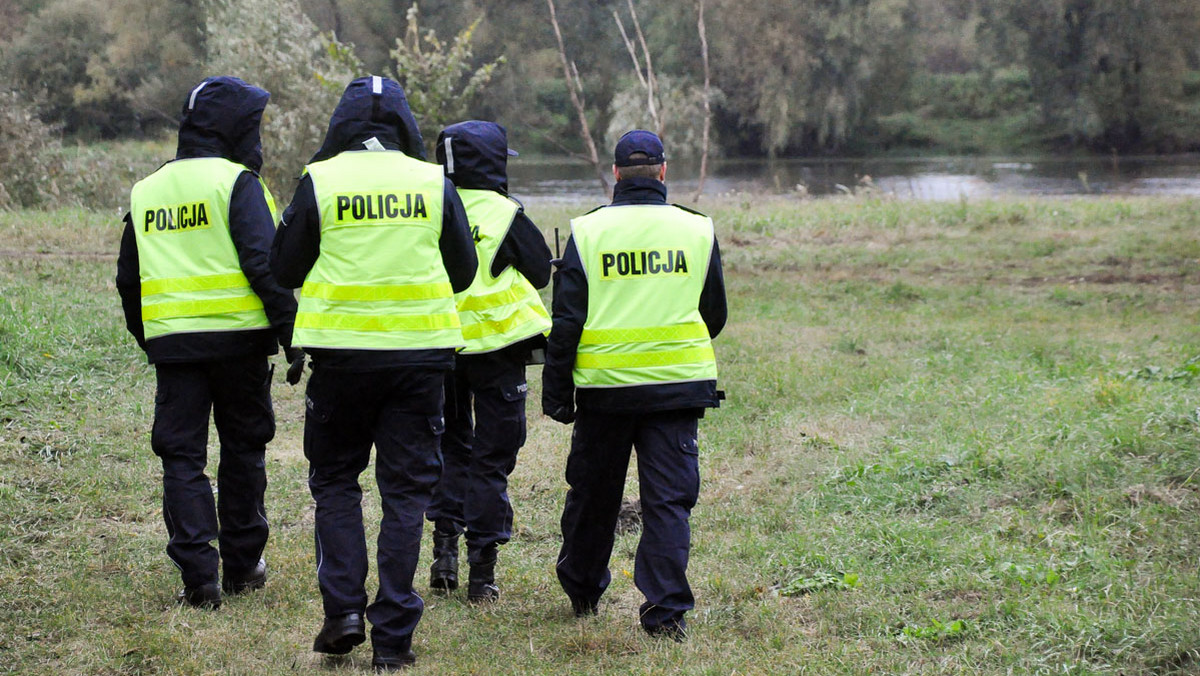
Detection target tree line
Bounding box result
[2,0,1199,170]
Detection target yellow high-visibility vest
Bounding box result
[130,157,270,340]
[455,189,550,354]
[293,150,464,351]
[570,203,717,388]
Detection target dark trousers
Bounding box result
[556,408,700,630]
[427,354,528,556]
[150,357,273,589]
[303,364,445,653]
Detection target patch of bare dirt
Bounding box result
[1020,271,1189,286]
[0,250,114,259]
[1125,483,1190,508]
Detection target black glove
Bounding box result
[284,347,306,385]
[543,400,575,425]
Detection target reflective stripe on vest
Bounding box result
[571,204,718,388]
[454,189,551,354]
[294,150,463,350]
[130,157,270,339]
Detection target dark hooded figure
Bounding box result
[270,76,476,671]
[115,76,298,610]
[424,120,551,602]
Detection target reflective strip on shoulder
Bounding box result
[574,346,715,370]
[140,272,252,298]
[579,322,709,345]
[142,295,264,321]
[295,311,461,332]
[301,281,454,302]
[460,303,551,341]
[456,285,530,312]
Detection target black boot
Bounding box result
[467,545,499,603]
[177,582,221,609]
[223,558,267,595]
[312,613,366,655]
[430,525,459,592]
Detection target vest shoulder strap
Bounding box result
[672,203,709,218]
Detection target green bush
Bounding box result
[390,3,503,155]
[205,0,361,198]
[2,0,130,138]
[0,90,67,209]
[56,138,174,211]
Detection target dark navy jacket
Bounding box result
[542,177,727,416]
[436,120,552,378]
[270,76,477,371]
[115,76,298,364]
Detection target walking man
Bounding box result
[116,76,298,609]
[426,120,552,601]
[542,130,727,639]
[271,76,476,671]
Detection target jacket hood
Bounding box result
[309,76,426,164]
[435,120,516,193]
[176,76,270,172]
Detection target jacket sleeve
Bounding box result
[230,171,298,348]
[493,209,552,289]
[439,179,479,293]
[542,237,586,417]
[271,174,322,290]
[699,236,727,339]
[115,213,146,350]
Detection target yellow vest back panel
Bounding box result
[294,151,464,350]
[571,204,717,388]
[130,157,269,339]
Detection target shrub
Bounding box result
[205,0,362,198]
[0,90,67,209]
[2,0,125,138]
[389,3,504,156]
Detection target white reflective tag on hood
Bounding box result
[363,136,386,151]
[443,136,455,174]
[187,81,210,112]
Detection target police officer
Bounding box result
[542,129,727,640]
[270,76,477,671]
[115,76,298,609]
[425,121,552,601]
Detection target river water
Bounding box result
[507,154,1200,201]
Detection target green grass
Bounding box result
[2,195,1200,674]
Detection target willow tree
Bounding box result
[980,0,1200,150]
[708,0,916,155]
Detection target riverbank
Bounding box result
[35,139,1200,210]
[2,196,1198,673]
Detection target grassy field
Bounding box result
[2,195,1199,674]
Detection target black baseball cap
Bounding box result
[614,129,665,167]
